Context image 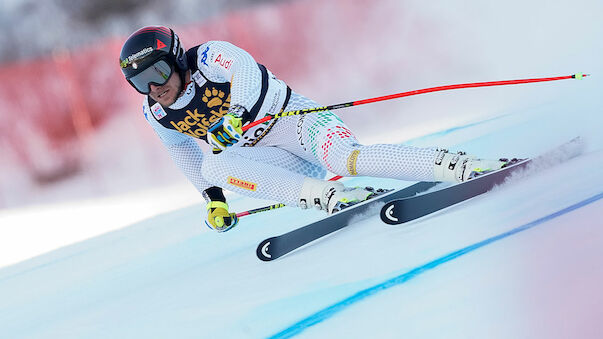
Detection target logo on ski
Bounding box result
[255,181,438,261]
[261,242,271,259]
[384,205,398,222]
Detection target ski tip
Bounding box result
[573,73,590,79]
[256,237,277,261]
[380,201,400,225]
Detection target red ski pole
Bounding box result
[242,73,588,132]
[236,73,588,218]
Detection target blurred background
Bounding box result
[0,0,601,209]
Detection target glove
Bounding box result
[204,186,238,232]
[207,113,243,152]
[205,201,239,232]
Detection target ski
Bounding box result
[380,160,529,224]
[256,137,583,261]
[256,181,438,261]
[380,137,584,225]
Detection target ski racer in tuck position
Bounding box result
[119,26,510,232]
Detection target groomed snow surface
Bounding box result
[1,96,602,338]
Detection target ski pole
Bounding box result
[242,73,588,132]
[236,73,588,218]
[236,175,343,218]
[235,203,286,218]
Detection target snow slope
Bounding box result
[1,104,601,338]
[1,0,603,337]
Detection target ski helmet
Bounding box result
[119,26,188,94]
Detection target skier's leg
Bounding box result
[248,93,438,213]
[246,92,507,213]
[201,146,329,206]
[228,146,327,180]
[300,114,507,183]
[264,92,440,181]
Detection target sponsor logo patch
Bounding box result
[214,53,233,70]
[200,46,210,66]
[168,87,230,138]
[347,150,360,176]
[227,176,257,191]
[151,102,167,120]
[191,70,207,87]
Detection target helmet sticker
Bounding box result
[156,39,167,50]
[172,34,180,56]
[121,46,153,68]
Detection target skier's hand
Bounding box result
[205,201,239,232]
[208,113,243,152]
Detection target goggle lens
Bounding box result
[128,59,173,94]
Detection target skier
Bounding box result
[119,26,508,232]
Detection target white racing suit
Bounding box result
[142,41,439,206]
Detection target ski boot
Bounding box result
[298,178,391,214]
[433,149,520,182]
[327,186,391,214]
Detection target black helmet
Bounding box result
[119,26,188,94]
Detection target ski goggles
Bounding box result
[127,59,173,94]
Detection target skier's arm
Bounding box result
[143,102,238,231]
[142,101,215,194]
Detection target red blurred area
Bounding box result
[0,0,372,182]
[0,39,128,184]
[0,0,433,207]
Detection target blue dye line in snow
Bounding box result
[269,191,603,339]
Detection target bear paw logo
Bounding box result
[202,88,227,108]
